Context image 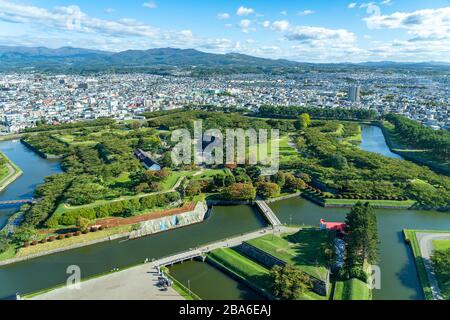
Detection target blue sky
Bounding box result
[0,0,449,62]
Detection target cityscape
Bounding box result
[0,0,449,309]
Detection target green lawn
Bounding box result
[325,198,416,208]
[403,229,433,300]
[208,247,327,300]
[433,239,450,251]
[161,171,192,190]
[208,248,272,296]
[333,279,370,300]
[246,230,329,280]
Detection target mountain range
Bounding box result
[0,46,448,74]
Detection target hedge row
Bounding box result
[47,192,180,227]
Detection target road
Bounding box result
[30,226,296,300]
[416,232,450,300]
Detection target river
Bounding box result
[360,124,404,160]
[0,140,62,229]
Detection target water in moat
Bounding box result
[0,140,62,229]
[0,205,266,299]
[168,260,265,300]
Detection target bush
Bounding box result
[48,236,56,242]
[31,240,38,246]
[40,238,48,244]
[23,241,30,247]
[66,233,73,238]
[57,234,65,240]
[75,231,82,236]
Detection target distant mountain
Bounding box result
[0,45,448,74]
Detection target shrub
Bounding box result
[40,238,48,244]
[66,233,73,238]
[23,241,30,247]
[48,236,56,242]
[75,231,82,236]
[31,240,38,246]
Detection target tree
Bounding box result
[272,172,286,188]
[256,182,281,199]
[159,151,174,169]
[295,113,311,130]
[345,202,379,269]
[223,183,256,201]
[270,265,311,300]
[325,153,348,170]
[12,226,37,243]
[284,173,306,192]
[185,180,202,197]
[76,217,90,232]
[0,235,11,254]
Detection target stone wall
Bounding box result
[238,242,330,296]
[129,201,208,239]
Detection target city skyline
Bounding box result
[0,0,449,63]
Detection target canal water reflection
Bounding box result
[0,205,266,299]
[0,140,62,229]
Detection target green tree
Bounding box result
[76,217,90,232]
[256,182,281,199]
[270,265,311,300]
[185,180,202,197]
[345,202,379,268]
[223,183,256,201]
[295,113,311,130]
[284,173,307,192]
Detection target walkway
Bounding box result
[255,200,282,226]
[416,232,450,300]
[30,226,296,300]
[0,163,22,192]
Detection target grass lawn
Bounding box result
[325,198,416,208]
[15,225,133,259]
[246,230,329,280]
[208,248,328,300]
[403,229,433,300]
[161,171,191,190]
[333,279,370,300]
[208,248,272,295]
[433,239,450,252]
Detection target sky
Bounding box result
[0,0,449,62]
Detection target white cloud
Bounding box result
[104,8,115,14]
[236,6,254,16]
[286,26,356,46]
[364,6,450,39]
[142,2,157,9]
[298,10,315,16]
[280,10,288,16]
[348,3,357,9]
[271,20,290,31]
[238,19,251,28]
[380,0,392,5]
[262,20,271,28]
[217,13,230,20]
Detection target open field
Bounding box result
[333,279,370,300]
[246,230,329,280]
[433,239,450,251]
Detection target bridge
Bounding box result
[0,199,34,205]
[255,200,282,226]
[28,226,298,300]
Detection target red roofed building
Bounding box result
[320,219,346,232]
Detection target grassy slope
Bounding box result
[433,239,450,251]
[333,279,370,300]
[403,229,433,300]
[246,230,329,280]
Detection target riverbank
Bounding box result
[0,201,208,266]
[301,189,417,210]
[0,151,23,192]
[375,122,449,176]
[403,229,450,300]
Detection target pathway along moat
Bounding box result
[0,126,449,300]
